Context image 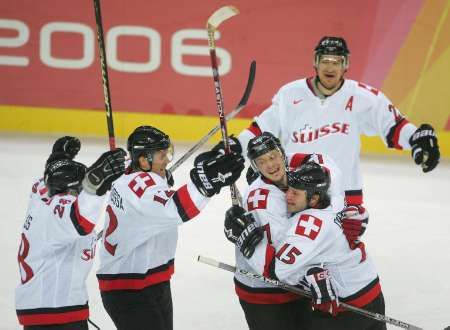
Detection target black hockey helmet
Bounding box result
[314,36,350,68]
[127,125,172,170]
[44,159,87,197]
[247,132,285,172]
[287,162,330,206]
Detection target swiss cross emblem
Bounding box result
[247,188,269,211]
[295,214,322,240]
[128,173,155,198]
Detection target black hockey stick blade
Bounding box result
[168,60,256,173]
[236,60,256,108]
[96,62,256,240]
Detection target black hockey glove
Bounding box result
[190,151,244,197]
[224,205,264,258]
[246,166,260,185]
[52,136,81,159]
[166,169,174,187]
[211,135,243,156]
[82,148,127,196]
[409,124,440,173]
[305,266,339,316]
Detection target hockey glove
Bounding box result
[224,205,264,258]
[190,151,244,197]
[52,136,81,159]
[246,166,260,185]
[409,124,440,173]
[83,148,127,196]
[211,135,243,156]
[305,266,339,316]
[341,205,368,246]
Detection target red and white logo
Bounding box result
[128,173,155,198]
[291,122,350,144]
[295,214,322,240]
[247,188,269,211]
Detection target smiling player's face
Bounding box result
[254,150,286,186]
[316,55,346,91]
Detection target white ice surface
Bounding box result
[1,133,449,330]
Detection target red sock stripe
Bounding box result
[17,308,88,326]
[73,199,95,234]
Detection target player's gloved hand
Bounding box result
[409,124,440,173]
[52,136,81,159]
[211,135,243,156]
[166,169,174,187]
[341,205,368,247]
[305,266,339,316]
[224,205,264,258]
[246,166,260,185]
[190,151,244,197]
[83,148,127,196]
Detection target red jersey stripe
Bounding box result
[73,199,95,234]
[235,285,300,304]
[18,308,88,326]
[98,265,174,291]
[175,185,200,220]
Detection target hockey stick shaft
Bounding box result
[169,60,256,173]
[93,0,116,150]
[96,62,255,241]
[206,6,242,206]
[198,256,423,330]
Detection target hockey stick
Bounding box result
[198,256,424,330]
[169,60,256,173]
[206,6,243,207]
[93,0,116,150]
[95,62,255,241]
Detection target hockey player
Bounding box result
[96,126,245,330]
[15,136,126,329]
[234,35,440,246]
[225,162,386,330]
[224,132,345,330]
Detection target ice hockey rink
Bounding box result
[1,133,449,330]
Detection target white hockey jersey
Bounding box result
[15,178,104,326]
[96,170,209,291]
[247,206,381,308]
[234,153,344,304]
[239,78,417,205]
